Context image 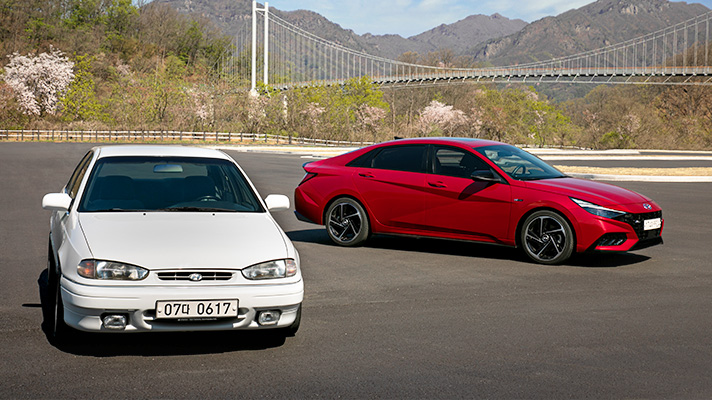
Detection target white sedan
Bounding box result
[42,145,303,342]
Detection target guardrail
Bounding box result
[0,129,373,147]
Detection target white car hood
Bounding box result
[78,212,289,270]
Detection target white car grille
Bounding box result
[156,271,234,281]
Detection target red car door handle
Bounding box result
[359,173,375,178]
[428,181,447,188]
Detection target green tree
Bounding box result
[146,56,187,126]
[338,77,390,140]
[341,76,390,111]
[520,90,575,147]
[283,77,389,141]
[177,21,202,65]
[468,86,578,147]
[60,54,103,121]
[105,0,137,37]
[24,17,56,48]
[63,0,105,30]
[104,0,138,54]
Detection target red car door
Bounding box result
[353,144,429,231]
[423,145,512,242]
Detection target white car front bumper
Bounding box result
[60,276,304,332]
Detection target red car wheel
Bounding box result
[521,210,575,265]
[325,197,369,246]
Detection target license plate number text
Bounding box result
[644,218,662,231]
[156,300,238,319]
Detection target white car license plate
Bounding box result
[156,300,238,319]
[644,218,662,231]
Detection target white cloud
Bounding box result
[416,0,457,10]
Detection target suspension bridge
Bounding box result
[217,1,712,90]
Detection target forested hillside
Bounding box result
[0,0,710,150]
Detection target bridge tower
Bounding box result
[251,1,269,95]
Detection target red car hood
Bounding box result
[525,178,656,211]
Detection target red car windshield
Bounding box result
[475,145,566,181]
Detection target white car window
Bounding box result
[78,156,264,212]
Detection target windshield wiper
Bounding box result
[157,206,236,212]
[89,208,138,212]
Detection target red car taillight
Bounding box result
[298,172,318,186]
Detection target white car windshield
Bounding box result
[78,156,264,212]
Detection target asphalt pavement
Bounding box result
[1,142,711,399]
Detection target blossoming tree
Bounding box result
[419,100,468,136]
[3,48,74,116]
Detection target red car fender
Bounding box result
[510,196,582,250]
[320,188,367,225]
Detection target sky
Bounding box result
[265,0,712,37]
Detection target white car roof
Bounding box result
[94,145,231,160]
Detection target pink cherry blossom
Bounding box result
[3,47,74,116]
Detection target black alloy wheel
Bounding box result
[325,197,369,246]
[521,210,574,265]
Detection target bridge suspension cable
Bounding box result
[216,3,712,89]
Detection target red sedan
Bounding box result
[294,138,663,264]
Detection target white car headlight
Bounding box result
[571,198,627,219]
[78,259,149,280]
[242,259,298,280]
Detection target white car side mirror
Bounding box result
[264,194,290,212]
[42,192,72,212]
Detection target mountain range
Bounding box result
[157,0,710,66]
[472,0,710,65]
[155,0,528,59]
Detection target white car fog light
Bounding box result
[257,310,281,326]
[102,314,128,330]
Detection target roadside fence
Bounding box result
[0,129,374,147]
